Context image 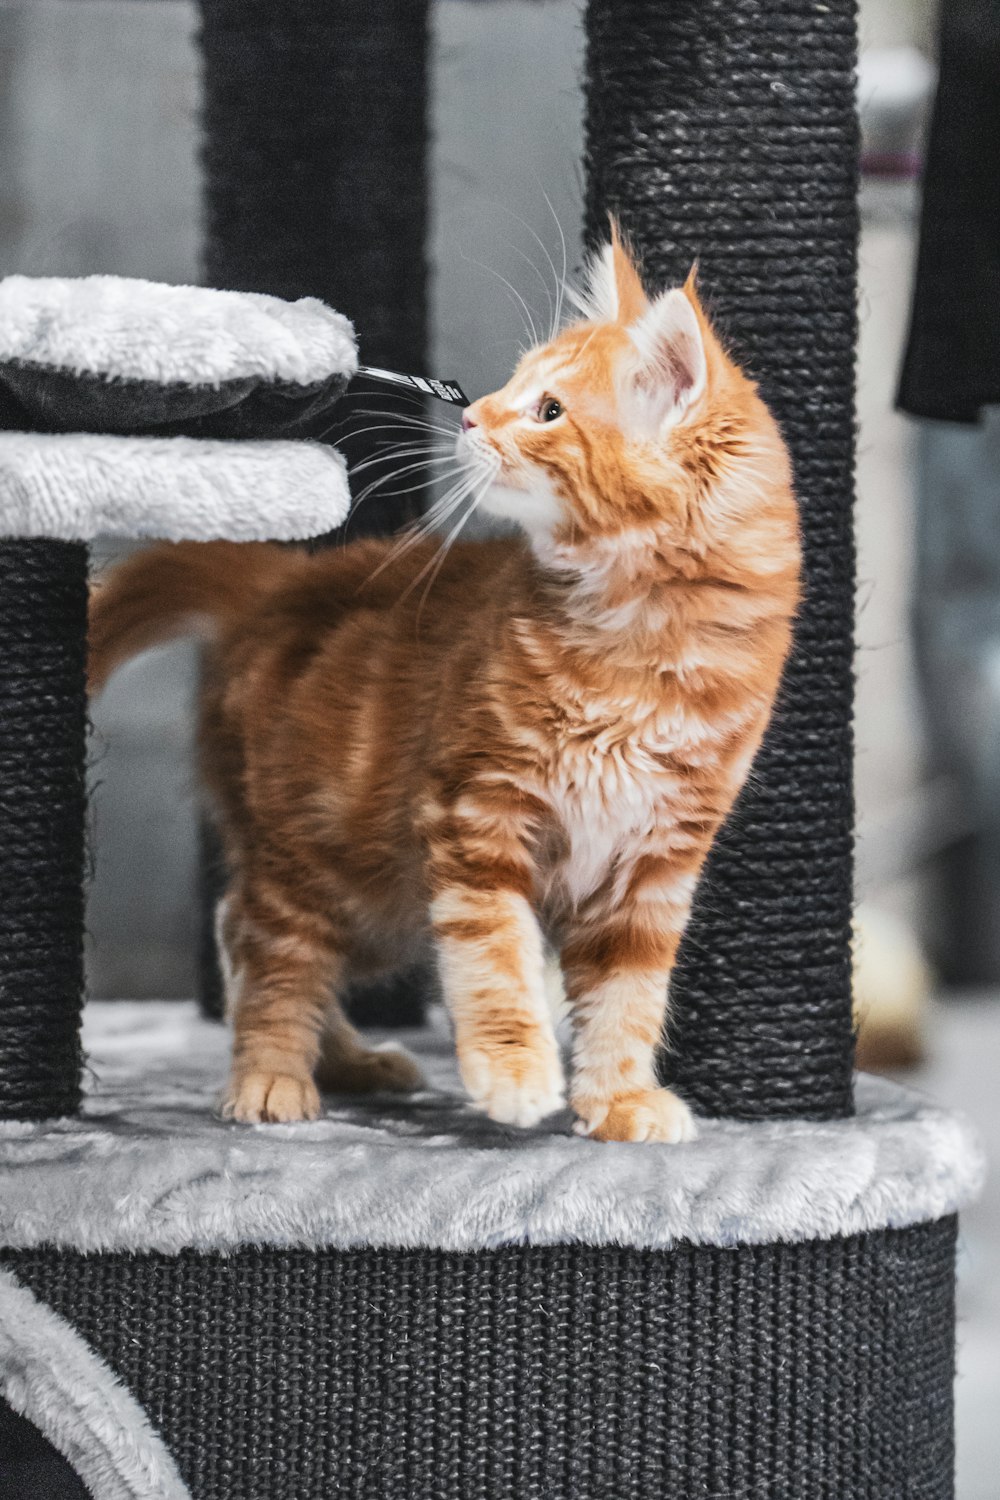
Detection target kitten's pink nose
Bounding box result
[461,407,478,432]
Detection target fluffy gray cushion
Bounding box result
[0,430,350,541]
[0,276,356,389]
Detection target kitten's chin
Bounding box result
[479,480,563,542]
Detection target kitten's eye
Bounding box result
[537,396,564,423]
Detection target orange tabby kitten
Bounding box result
[89,231,800,1142]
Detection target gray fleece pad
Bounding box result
[0,430,350,542]
[0,1002,983,1255]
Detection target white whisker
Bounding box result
[348,443,453,478]
[358,473,484,589]
[351,458,465,510]
[348,412,461,441]
[494,237,557,339]
[340,425,459,449]
[539,185,569,334]
[353,454,466,496]
[474,198,573,345]
[338,386,429,410]
[408,466,499,620]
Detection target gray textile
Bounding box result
[0,430,350,541]
[0,1002,984,1255]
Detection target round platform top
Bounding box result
[0,275,357,441]
[0,275,357,388]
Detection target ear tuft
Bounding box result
[567,221,648,325]
[571,241,619,323]
[625,287,707,430]
[608,220,648,323]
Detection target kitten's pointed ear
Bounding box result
[625,286,707,430]
[572,221,648,324]
[608,221,648,323]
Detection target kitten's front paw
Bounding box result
[222,1070,321,1124]
[573,1087,697,1144]
[460,1041,565,1128]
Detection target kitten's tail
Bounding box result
[88,540,286,694]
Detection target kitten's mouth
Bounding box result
[457,428,492,462]
[457,430,511,483]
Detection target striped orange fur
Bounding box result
[89,231,800,1141]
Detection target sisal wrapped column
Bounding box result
[0,541,87,1120]
[585,0,859,1118]
[197,0,431,1023]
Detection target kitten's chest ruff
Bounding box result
[541,701,686,908]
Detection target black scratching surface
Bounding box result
[585,0,859,1119]
[0,541,87,1120]
[197,0,433,1028]
[3,1220,956,1500]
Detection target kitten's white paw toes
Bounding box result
[461,1044,565,1129]
[573,1087,697,1144]
[221,1071,321,1124]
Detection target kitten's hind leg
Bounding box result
[219,888,337,1124]
[314,1000,424,1096]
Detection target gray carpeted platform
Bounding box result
[0,1002,983,1256]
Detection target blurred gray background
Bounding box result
[0,3,997,1493]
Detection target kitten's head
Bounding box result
[457,225,790,556]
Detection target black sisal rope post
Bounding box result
[197,0,431,1023]
[0,540,87,1120]
[585,0,858,1118]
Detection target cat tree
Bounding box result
[0,3,983,1498]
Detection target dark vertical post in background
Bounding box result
[199,0,428,375]
[0,541,87,1119]
[197,0,431,1023]
[585,0,859,1118]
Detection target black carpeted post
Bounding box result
[585,0,859,1118]
[0,541,87,1120]
[197,0,431,1024]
